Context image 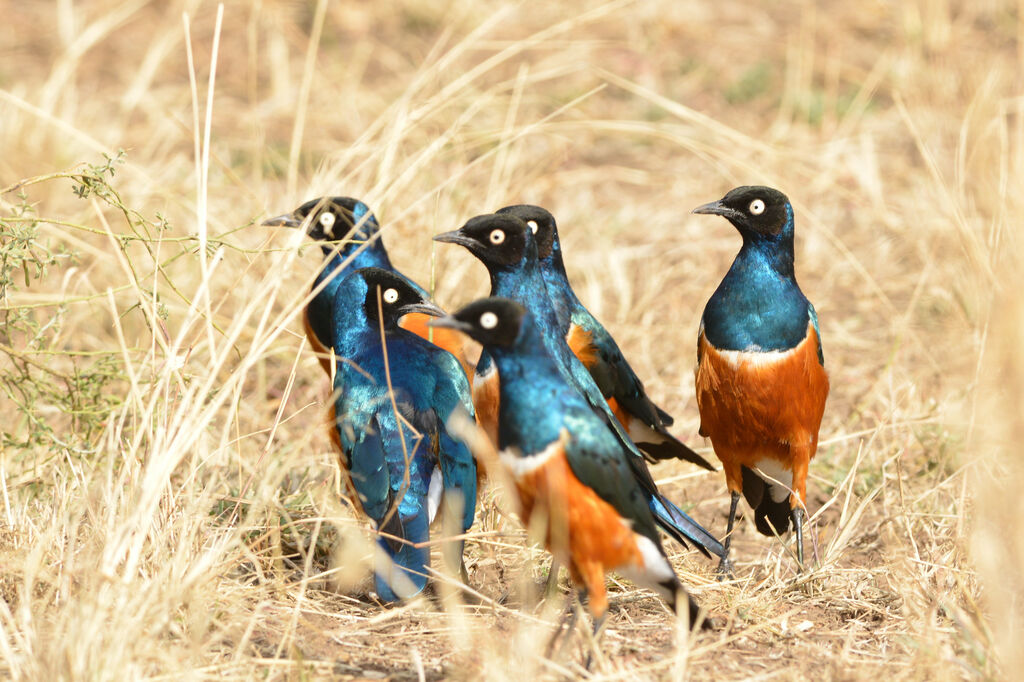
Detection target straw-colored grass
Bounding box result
[0,1,1017,679]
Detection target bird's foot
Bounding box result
[582,613,608,670]
[544,597,579,660]
[715,556,735,581]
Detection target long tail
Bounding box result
[607,397,716,471]
[648,494,726,559]
[632,429,716,471]
[654,403,675,427]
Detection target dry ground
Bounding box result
[0,1,1019,679]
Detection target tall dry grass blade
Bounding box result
[285,0,328,199]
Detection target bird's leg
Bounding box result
[791,506,805,571]
[583,611,608,670]
[789,447,811,572]
[716,491,740,579]
[544,592,580,660]
[440,537,465,584]
[592,612,608,639]
[544,557,562,600]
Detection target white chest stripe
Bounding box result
[706,321,816,370]
[499,429,570,479]
[715,345,796,370]
[472,373,486,393]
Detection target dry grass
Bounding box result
[0,0,1018,679]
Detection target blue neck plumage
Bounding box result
[737,213,796,278]
[316,237,392,291]
[319,202,391,279]
[702,204,811,353]
[329,276,394,360]
[489,255,564,336]
[488,315,573,454]
[309,237,392,349]
[539,237,578,334]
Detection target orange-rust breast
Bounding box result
[471,368,500,447]
[400,312,477,383]
[507,442,645,618]
[695,322,829,495]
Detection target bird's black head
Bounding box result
[348,267,444,327]
[692,186,791,238]
[495,205,558,259]
[433,214,532,270]
[263,196,380,243]
[430,297,525,348]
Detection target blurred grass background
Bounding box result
[0,0,1019,679]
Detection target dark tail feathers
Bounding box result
[649,495,726,559]
[741,465,792,537]
[636,435,716,471]
[654,404,674,427]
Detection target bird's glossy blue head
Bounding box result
[264,196,380,241]
[434,297,570,453]
[431,297,527,349]
[434,213,537,272]
[693,186,792,244]
[264,196,392,269]
[495,204,580,332]
[334,267,444,331]
[496,204,559,263]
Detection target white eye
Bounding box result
[749,199,765,215]
[480,311,499,329]
[489,229,505,245]
[526,220,538,234]
[382,288,399,304]
[319,211,336,236]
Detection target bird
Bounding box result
[692,186,829,573]
[496,204,714,471]
[263,197,476,380]
[324,266,477,600]
[434,214,723,559]
[432,297,707,628]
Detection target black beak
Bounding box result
[398,300,447,318]
[692,199,742,221]
[262,212,303,228]
[429,313,473,333]
[432,229,475,249]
